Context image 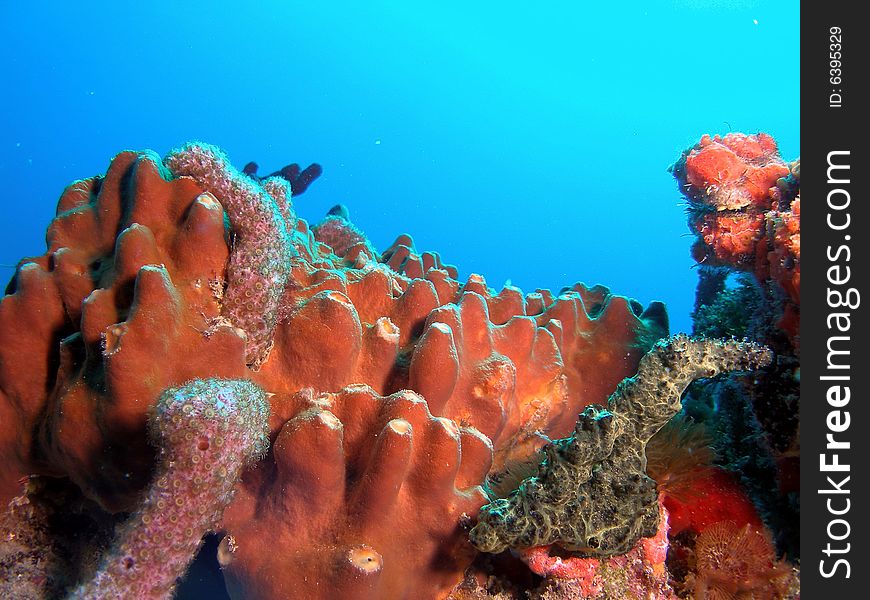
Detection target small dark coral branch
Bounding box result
[243,161,323,196]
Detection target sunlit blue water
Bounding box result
[0,0,799,335]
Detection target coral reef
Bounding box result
[446,500,677,600]
[678,133,787,210]
[645,414,715,506]
[0,142,671,598]
[673,133,801,560]
[671,133,800,345]
[75,379,270,598]
[1,477,122,598]
[646,411,765,538]
[684,371,800,556]
[310,204,380,265]
[380,233,460,281]
[0,134,799,599]
[690,270,760,339]
[517,497,674,599]
[469,336,771,557]
[0,150,247,510]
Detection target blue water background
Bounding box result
[0,1,799,335]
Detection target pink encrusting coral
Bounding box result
[311,206,380,266]
[73,378,269,599]
[164,143,295,368]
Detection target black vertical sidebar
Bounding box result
[801,2,868,597]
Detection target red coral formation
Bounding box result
[0,144,668,598]
[682,133,788,211]
[674,134,800,560]
[221,385,492,599]
[673,133,800,344]
[769,193,800,338]
[381,233,460,280]
[0,151,247,510]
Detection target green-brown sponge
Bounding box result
[469,334,772,557]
